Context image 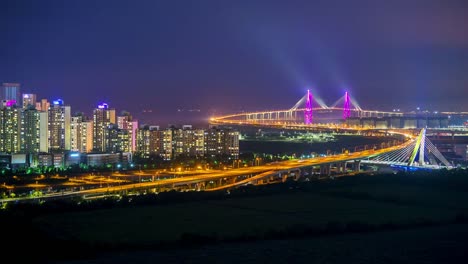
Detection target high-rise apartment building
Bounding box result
[22,93,37,109]
[224,130,240,158]
[117,112,138,152]
[136,126,153,157]
[173,128,204,157]
[48,99,71,151]
[2,83,21,105]
[107,124,130,153]
[36,99,50,112]
[130,120,138,152]
[136,126,172,160]
[136,126,238,160]
[0,105,21,153]
[71,114,93,153]
[93,103,116,152]
[39,111,48,152]
[204,127,239,158]
[20,108,41,153]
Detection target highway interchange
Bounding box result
[0,132,415,203]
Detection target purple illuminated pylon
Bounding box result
[304,90,313,124]
[343,91,351,119]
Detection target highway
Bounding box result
[0,134,415,203]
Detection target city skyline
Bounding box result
[2,0,468,122]
[2,2,468,262]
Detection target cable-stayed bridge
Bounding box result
[211,90,403,126]
[210,90,455,131]
[361,128,452,169]
[208,90,455,176]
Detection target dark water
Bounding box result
[240,135,395,156]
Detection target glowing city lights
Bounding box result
[98,103,109,109]
[5,100,16,107]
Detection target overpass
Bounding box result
[4,128,452,203]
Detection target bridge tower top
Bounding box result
[407,128,451,167]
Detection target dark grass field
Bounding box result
[34,189,465,245]
[51,224,468,264]
[5,170,468,263]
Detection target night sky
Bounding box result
[2,0,468,124]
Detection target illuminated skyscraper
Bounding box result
[204,128,239,158]
[93,103,116,152]
[22,93,37,109]
[21,108,41,153]
[137,126,237,160]
[71,114,93,153]
[39,112,48,152]
[117,112,131,130]
[136,126,153,158]
[36,99,50,112]
[173,127,204,158]
[48,99,71,151]
[130,120,138,152]
[0,104,21,153]
[2,83,21,104]
[136,126,172,160]
[117,111,138,152]
[107,124,130,153]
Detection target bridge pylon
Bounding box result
[304,89,313,124]
[365,128,451,169]
[343,91,351,120]
[406,128,447,167]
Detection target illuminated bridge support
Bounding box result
[339,162,347,173]
[304,90,313,124]
[354,160,361,172]
[408,128,427,167]
[343,91,351,120]
[320,164,331,176]
[281,173,288,182]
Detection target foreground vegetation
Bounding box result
[2,169,468,262]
